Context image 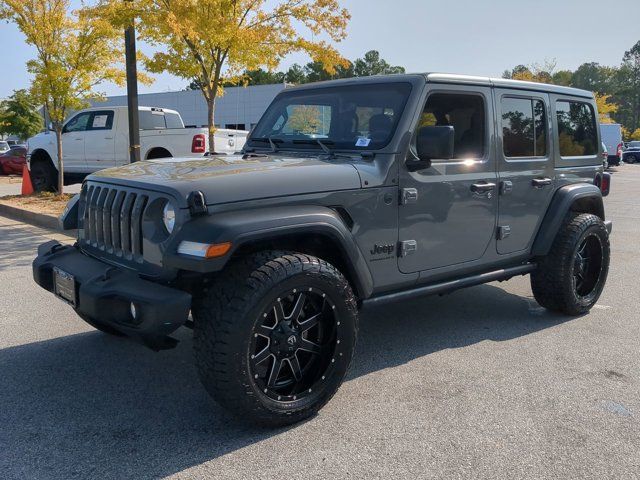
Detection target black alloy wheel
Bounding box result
[572,233,604,300]
[250,288,339,403]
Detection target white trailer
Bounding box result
[600,123,623,166]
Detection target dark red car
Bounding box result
[0,146,27,175]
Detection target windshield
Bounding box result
[249,82,412,151]
[629,141,640,148]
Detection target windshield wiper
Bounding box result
[251,136,283,153]
[292,139,353,160]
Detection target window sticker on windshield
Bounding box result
[356,137,371,147]
[92,115,108,128]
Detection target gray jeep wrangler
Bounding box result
[33,74,612,426]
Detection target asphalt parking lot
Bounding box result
[0,167,638,480]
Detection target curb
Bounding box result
[0,202,70,233]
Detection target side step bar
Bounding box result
[361,264,536,309]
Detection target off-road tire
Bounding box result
[30,159,58,192]
[531,213,610,315]
[192,251,358,427]
[78,313,125,336]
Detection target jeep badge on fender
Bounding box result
[33,73,611,427]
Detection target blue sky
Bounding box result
[1,0,639,98]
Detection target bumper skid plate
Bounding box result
[33,240,192,350]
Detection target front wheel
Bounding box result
[531,213,610,315]
[625,154,636,164]
[30,160,58,192]
[193,251,358,427]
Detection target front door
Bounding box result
[494,90,555,254]
[398,86,498,273]
[83,110,116,170]
[61,111,92,170]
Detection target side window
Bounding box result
[419,93,485,159]
[139,110,167,130]
[165,112,184,129]
[501,97,547,158]
[63,112,92,133]
[556,101,598,156]
[88,111,114,131]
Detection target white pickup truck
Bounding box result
[27,106,248,191]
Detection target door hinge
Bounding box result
[497,225,511,240]
[400,188,418,205]
[399,240,418,257]
[500,180,513,195]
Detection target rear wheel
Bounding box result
[625,154,636,164]
[193,251,358,427]
[531,213,610,315]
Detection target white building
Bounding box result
[90,83,288,131]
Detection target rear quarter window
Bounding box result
[556,101,598,157]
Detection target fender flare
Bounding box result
[531,183,604,256]
[164,205,374,298]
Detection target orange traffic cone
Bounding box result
[21,165,34,195]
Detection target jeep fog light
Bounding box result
[163,202,176,233]
[177,241,232,258]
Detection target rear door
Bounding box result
[398,85,498,273]
[494,90,554,254]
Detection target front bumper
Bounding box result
[33,240,191,349]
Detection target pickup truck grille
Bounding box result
[82,184,148,260]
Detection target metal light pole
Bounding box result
[124,15,140,163]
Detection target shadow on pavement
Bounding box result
[0,283,572,479]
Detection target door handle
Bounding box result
[532,177,552,188]
[470,182,496,195]
[104,137,114,140]
[74,138,83,141]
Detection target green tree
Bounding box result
[354,50,404,77]
[612,42,640,132]
[571,62,614,93]
[0,89,43,141]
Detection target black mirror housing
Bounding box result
[416,126,455,162]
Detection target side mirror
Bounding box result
[416,126,455,161]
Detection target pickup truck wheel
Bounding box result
[531,213,610,315]
[77,313,125,336]
[30,160,58,192]
[192,251,358,427]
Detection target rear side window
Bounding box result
[140,110,166,130]
[165,112,184,129]
[501,97,547,158]
[419,93,486,159]
[556,101,598,157]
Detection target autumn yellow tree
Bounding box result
[595,93,618,124]
[94,0,350,151]
[0,0,126,193]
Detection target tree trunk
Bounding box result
[55,127,64,195]
[207,97,216,155]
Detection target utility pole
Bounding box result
[124,12,140,163]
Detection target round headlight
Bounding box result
[163,202,176,234]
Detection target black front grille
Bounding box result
[82,184,148,260]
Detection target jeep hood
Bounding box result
[88,154,362,207]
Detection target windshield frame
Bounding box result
[247,81,414,153]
